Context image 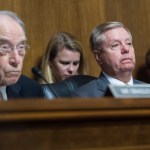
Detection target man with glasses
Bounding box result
[0,10,43,100]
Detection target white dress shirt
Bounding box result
[0,86,7,101]
[102,71,133,86]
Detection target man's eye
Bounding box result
[111,43,119,48]
[126,42,132,46]
[110,44,119,49]
[1,44,9,49]
[18,45,25,50]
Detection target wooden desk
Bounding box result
[0,97,150,150]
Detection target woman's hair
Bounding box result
[90,21,132,51]
[40,32,87,83]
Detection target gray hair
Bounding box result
[90,21,132,51]
[0,10,25,32]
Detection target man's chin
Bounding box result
[2,77,19,86]
[121,67,134,72]
[121,64,135,71]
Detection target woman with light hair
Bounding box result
[40,32,87,84]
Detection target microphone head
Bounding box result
[32,67,42,78]
[32,67,49,83]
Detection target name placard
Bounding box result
[108,84,150,98]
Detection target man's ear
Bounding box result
[93,50,102,64]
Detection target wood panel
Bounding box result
[0,0,150,79]
[0,98,150,150]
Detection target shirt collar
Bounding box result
[0,86,7,101]
[102,71,133,85]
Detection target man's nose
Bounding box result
[9,50,21,67]
[121,43,129,54]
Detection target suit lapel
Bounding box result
[97,72,110,92]
[133,79,145,84]
[6,83,21,99]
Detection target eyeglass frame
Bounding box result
[0,40,30,55]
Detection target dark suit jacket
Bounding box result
[6,75,43,99]
[73,72,145,98]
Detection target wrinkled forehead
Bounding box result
[0,15,26,42]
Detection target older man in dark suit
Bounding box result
[0,10,43,100]
[73,21,144,97]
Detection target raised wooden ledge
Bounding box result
[0,97,150,150]
[0,97,150,122]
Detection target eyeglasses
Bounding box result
[0,43,30,55]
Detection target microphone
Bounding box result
[32,67,58,98]
[32,67,49,83]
